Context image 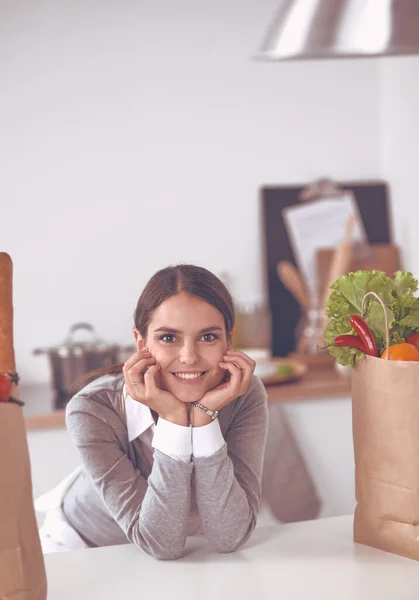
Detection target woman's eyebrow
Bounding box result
[198,326,223,334]
[153,326,223,334]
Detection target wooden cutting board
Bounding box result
[316,243,401,307]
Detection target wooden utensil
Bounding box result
[320,214,355,311]
[316,243,401,305]
[317,215,355,348]
[277,261,310,311]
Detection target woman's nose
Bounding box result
[179,342,199,365]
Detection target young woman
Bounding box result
[37,264,269,559]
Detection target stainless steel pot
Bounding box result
[34,323,134,409]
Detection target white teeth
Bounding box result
[174,372,203,380]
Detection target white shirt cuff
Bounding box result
[192,418,225,458]
[151,418,192,463]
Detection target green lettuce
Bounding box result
[324,270,419,367]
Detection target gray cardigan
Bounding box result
[63,373,269,559]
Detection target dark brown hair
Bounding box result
[71,264,235,394]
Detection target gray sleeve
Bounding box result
[66,399,192,560]
[192,376,269,553]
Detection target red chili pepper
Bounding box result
[406,332,419,348]
[349,315,378,357]
[334,334,367,352]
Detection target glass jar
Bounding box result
[232,302,272,352]
[295,308,326,355]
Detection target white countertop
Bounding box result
[44,515,419,600]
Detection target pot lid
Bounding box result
[33,322,120,355]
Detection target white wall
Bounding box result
[379,57,419,272]
[0,0,382,384]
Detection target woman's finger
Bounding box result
[219,361,242,392]
[127,357,156,384]
[124,355,154,378]
[222,353,255,391]
[143,364,161,400]
[224,351,256,394]
[125,368,146,398]
[225,350,256,369]
[221,357,255,397]
[222,354,253,372]
[123,347,151,372]
[238,363,254,395]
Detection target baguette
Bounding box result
[0,252,16,373]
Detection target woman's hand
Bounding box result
[190,350,255,427]
[123,343,188,426]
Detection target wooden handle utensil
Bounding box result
[277,261,310,312]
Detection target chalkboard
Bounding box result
[261,181,392,357]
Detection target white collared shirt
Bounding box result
[123,385,225,462]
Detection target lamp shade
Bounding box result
[257,0,419,60]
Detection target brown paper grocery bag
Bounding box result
[0,253,47,599]
[351,293,419,561]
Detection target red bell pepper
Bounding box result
[406,332,419,348]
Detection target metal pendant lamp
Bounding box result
[257,0,419,61]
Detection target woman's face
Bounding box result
[135,292,230,403]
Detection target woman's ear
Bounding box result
[133,328,143,351]
[228,330,234,349]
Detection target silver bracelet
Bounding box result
[192,402,219,420]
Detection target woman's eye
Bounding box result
[202,333,218,342]
[160,334,177,343]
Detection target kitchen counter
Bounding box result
[23,363,351,430]
[265,362,351,403]
[44,515,419,600]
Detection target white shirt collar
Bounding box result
[123,384,155,442]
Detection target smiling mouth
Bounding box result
[171,371,207,381]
